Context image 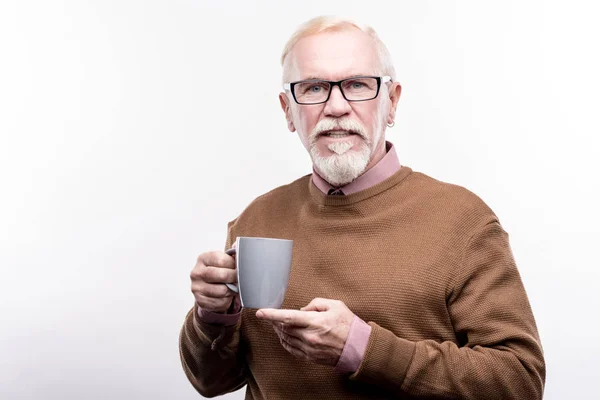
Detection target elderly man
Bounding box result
[179,16,545,399]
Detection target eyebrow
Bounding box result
[300,74,373,81]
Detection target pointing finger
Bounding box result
[256,309,313,327]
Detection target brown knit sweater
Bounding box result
[179,167,545,399]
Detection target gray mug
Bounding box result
[225,237,294,309]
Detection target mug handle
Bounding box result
[224,248,239,293]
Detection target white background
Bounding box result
[1,1,599,399]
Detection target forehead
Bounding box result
[289,29,379,81]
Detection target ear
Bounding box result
[386,82,402,125]
[279,92,296,132]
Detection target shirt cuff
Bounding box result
[196,296,241,326]
[334,315,372,375]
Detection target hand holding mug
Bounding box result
[190,250,238,313]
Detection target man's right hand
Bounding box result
[190,251,237,313]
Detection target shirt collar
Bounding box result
[311,141,401,195]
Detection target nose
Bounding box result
[323,85,352,118]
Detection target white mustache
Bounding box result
[309,118,369,146]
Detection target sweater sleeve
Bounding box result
[179,304,247,397]
[350,221,546,399]
[179,220,247,397]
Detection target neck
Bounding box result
[363,139,387,173]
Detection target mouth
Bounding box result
[319,130,359,138]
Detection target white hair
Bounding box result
[281,15,396,83]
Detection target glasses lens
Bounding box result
[294,81,331,104]
[341,77,378,101]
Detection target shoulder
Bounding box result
[227,174,312,227]
[248,174,312,209]
[403,171,499,234]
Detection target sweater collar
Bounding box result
[309,165,413,206]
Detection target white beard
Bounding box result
[310,140,371,187]
[327,141,353,155]
[303,110,387,187]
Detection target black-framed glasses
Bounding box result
[283,76,392,105]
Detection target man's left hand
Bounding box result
[256,298,355,366]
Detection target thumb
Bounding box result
[301,297,332,312]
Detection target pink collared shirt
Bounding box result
[198,141,402,375]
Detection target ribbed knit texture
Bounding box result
[179,167,545,399]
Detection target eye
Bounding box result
[295,81,330,98]
[351,82,366,89]
[299,81,329,95]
